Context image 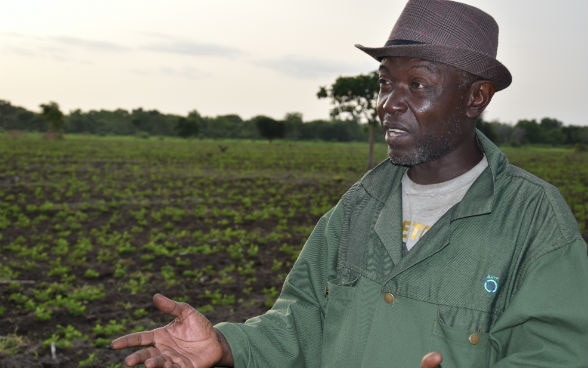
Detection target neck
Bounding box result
[407,139,483,185]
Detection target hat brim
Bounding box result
[355,43,512,91]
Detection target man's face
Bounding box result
[377,57,471,166]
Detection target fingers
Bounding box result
[125,348,184,368]
[421,351,443,368]
[111,294,183,351]
[111,330,155,350]
[153,293,186,318]
[122,347,161,367]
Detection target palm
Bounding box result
[112,294,223,368]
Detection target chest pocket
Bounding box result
[431,305,492,367]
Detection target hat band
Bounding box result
[384,39,425,46]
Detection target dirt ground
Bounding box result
[1,247,291,367]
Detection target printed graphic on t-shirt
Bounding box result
[402,220,431,253]
[402,220,431,242]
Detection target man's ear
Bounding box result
[466,80,496,119]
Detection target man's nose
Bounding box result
[381,87,407,114]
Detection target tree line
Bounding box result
[2,67,588,150]
[477,118,588,147]
[3,98,587,147]
[0,100,370,143]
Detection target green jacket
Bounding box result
[216,132,588,367]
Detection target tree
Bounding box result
[175,110,205,138]
[562,125,588,145]
[131,108,171,136]
[66,109,96,134]
[175,117,197,138]
[539,117,565,145]
[514,119,542,145]
[317,71,379,169]
[252,115,285,142]
[39,101,65,137]
[0,100,12,129]
[284,112,303,125]
[283,112,304,140]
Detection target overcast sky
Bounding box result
[1,0,587,126]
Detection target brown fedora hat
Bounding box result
[356,0,512,91]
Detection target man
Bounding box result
[112,0,588,367]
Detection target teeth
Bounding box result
[387,128,405,137]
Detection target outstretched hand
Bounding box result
[111,294,232,368]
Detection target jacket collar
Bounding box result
[362,130,509,267]
[360,130,507,218]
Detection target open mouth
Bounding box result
[386,128,407,138]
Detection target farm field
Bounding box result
[1,133,587,367]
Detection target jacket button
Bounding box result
[383,292,395,304]
[468,333,480,345]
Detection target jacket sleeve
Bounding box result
[489,237,588,367]
[214,205,343,367]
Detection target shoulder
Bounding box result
[341,159,406,203]
[499,163,584,248]
[479,131,582,246]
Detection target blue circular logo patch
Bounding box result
[484,275,499,294]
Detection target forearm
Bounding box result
[212,209,339,366]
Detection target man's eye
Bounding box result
[379,78,393,88]
[411,81,424,88]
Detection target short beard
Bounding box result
[387,112,466,167]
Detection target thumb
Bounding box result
[421,352,443,368]
[152,293,185,317]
